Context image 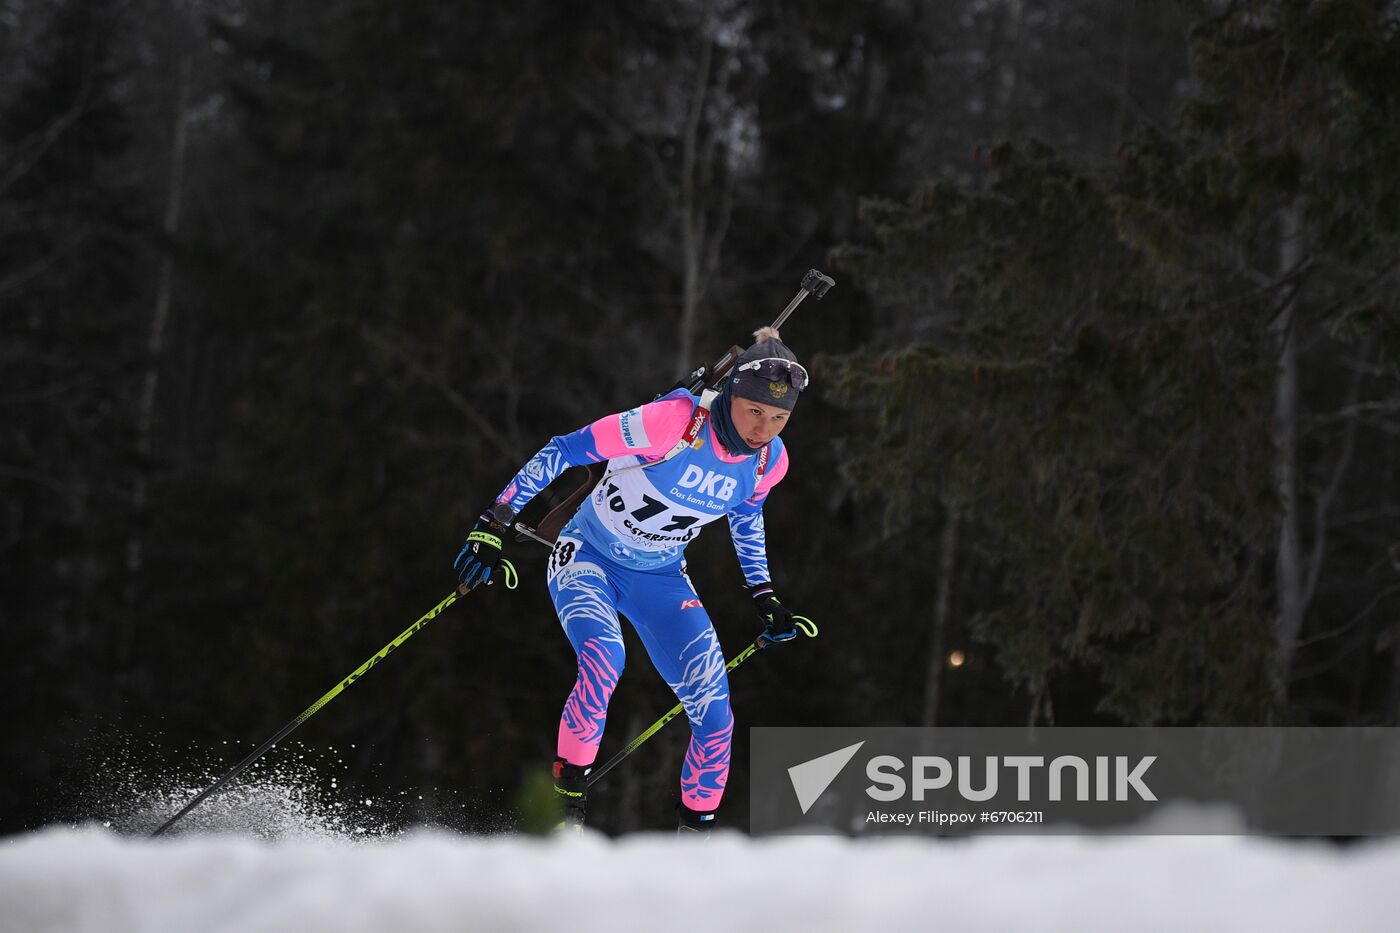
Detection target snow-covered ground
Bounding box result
[4,750,1392,931]
[3,826,1397,933]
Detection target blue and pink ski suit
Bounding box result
[493,389,789,812]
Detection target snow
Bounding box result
[3,826,1396,932]
[5,748,1393,930]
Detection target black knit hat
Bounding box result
[728,326,806,412]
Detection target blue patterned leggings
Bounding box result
[546,529,732,813]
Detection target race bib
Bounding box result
[587,466,720,553]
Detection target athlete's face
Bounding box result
[729,396,791,449]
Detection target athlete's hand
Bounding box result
[454,505,512,592]
[752,584,798,648]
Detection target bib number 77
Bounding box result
[603,482,700,533]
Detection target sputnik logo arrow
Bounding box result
[788,741,865,814]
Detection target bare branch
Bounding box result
[565,86,678,217]
[1301,355,1365,612]
[0,464,68,493]
[359,326,519,465]
[1295,583,1400,650]
[0,227,87,296]
[0,23,97,199]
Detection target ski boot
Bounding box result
[553,757,590,833]
[676,803,717,837]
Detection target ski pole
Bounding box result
[585,615,818,790]
[150,568,516,837]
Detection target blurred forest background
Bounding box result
[3,0,1398,835]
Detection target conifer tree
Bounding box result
[827,0,1400,724]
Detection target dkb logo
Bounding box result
[677,465,738,501]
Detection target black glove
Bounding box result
[454,504,512,592]
[751,584,797,648]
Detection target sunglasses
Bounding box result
[736,357,810,390]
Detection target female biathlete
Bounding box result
[453,327,806,834]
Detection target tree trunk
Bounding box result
[126,45,191,595]
[921,507,959,726]
[1111,0,1138,153]
[1388,418,1400,726]
[1273,204,1305,694]
[997,0,1025,133]
[675,38,713,377]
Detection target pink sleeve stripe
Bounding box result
[587,396,693,459]
[754,444,789,498]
